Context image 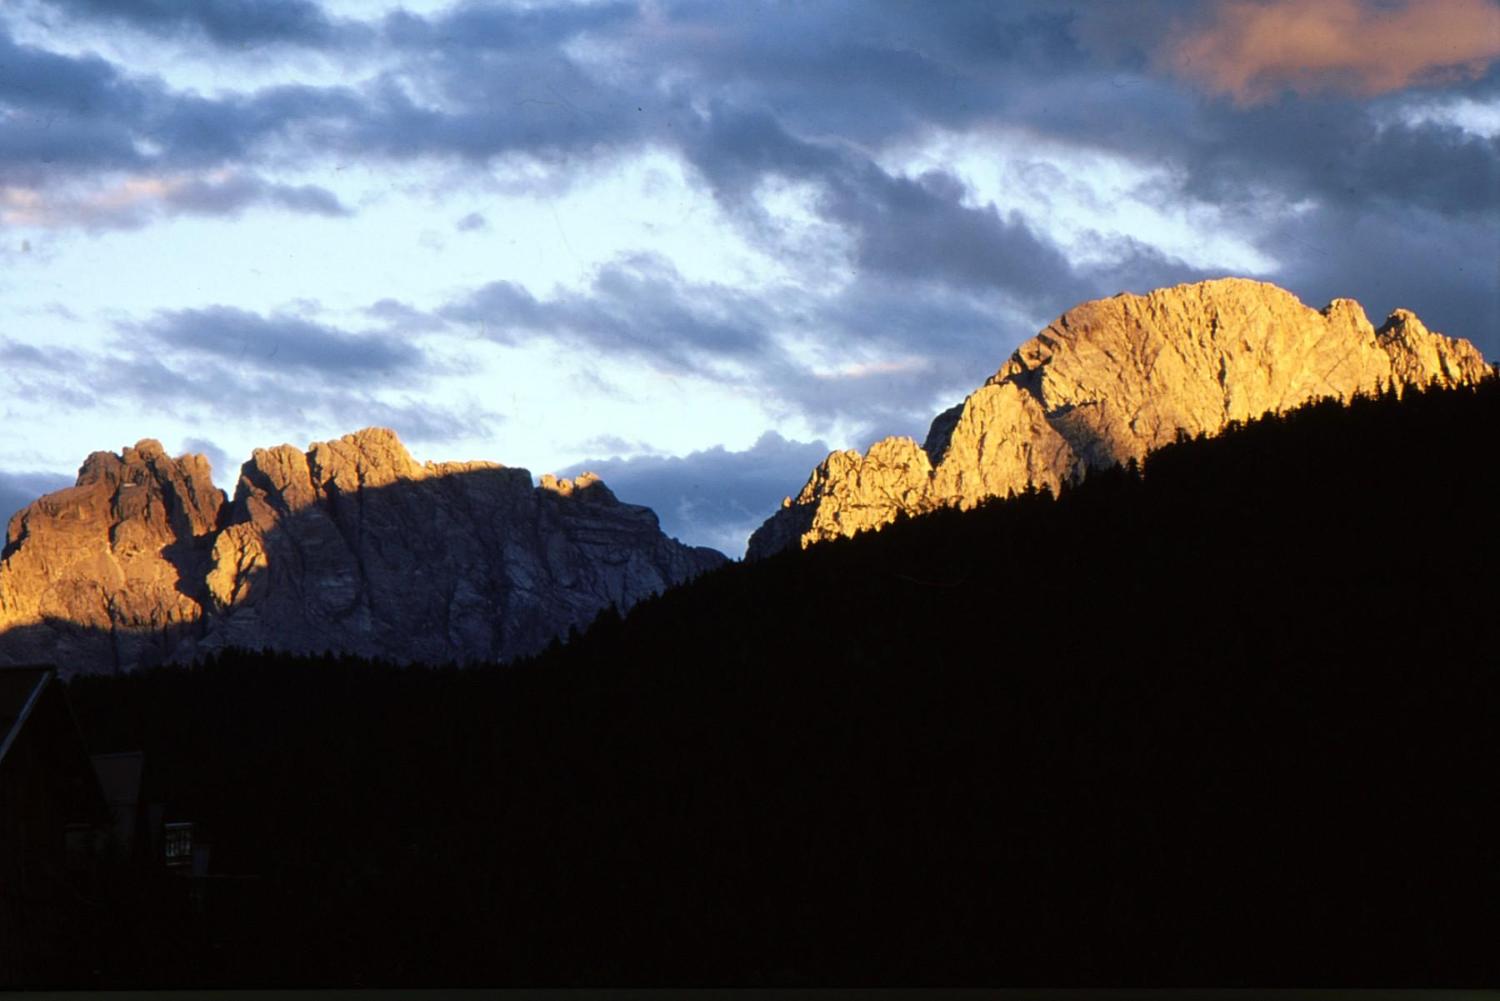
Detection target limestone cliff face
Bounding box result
[194,428,724,666]
[1,429,724,676]
[749,279,1491,557]
[0,441,225,671]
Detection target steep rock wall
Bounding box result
[1,429,724,676]
[750,279,1491,557]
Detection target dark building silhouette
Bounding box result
[90,750,175,869]
[0,666,110,973]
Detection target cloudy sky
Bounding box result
[1,0,1496,555]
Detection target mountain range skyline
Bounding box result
[4,4,1497,986]
[2,0,1497,554]
[4,277,1491,562]
[4,275,1490,678]
[26,369,1500,986]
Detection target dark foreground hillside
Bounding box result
[35,379,1500,986]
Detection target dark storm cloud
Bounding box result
[0,470,72,528]
[560,430,833,556]
[136,306,424,382]
[37,0,344,47]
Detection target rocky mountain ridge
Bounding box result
[0,429,724,676]
[749,278,1491,557]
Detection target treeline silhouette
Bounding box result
[48,378,1500,987]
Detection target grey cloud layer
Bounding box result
[5,3,1492,350]
[2,308,490,450]
[140,306,422,381]
[36,0,343,46]
[10,2,1495,232]
[3,0,1494,509]
[443,253,778,379]
[439,253,1061,439]
[113,308,488,444]
[6,174,348,230]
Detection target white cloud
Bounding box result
[874,126,1279,282]
[1386,97,1500,139]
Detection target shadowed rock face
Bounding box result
[749,278,1492,558]
[0,429,725,676]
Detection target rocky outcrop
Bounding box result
[1,429,724,676]
[191,428,724,666]
[0,441,224,672]
[750,279,1491,557]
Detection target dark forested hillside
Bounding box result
[41,378,1500,987]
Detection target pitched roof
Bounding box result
[0,666,52,767]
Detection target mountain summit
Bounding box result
[749,278,1490,557]
[0,429,724,676]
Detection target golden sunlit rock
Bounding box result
[0,429,724,676]
[748,278,1491,558]
[0,440,226,671]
